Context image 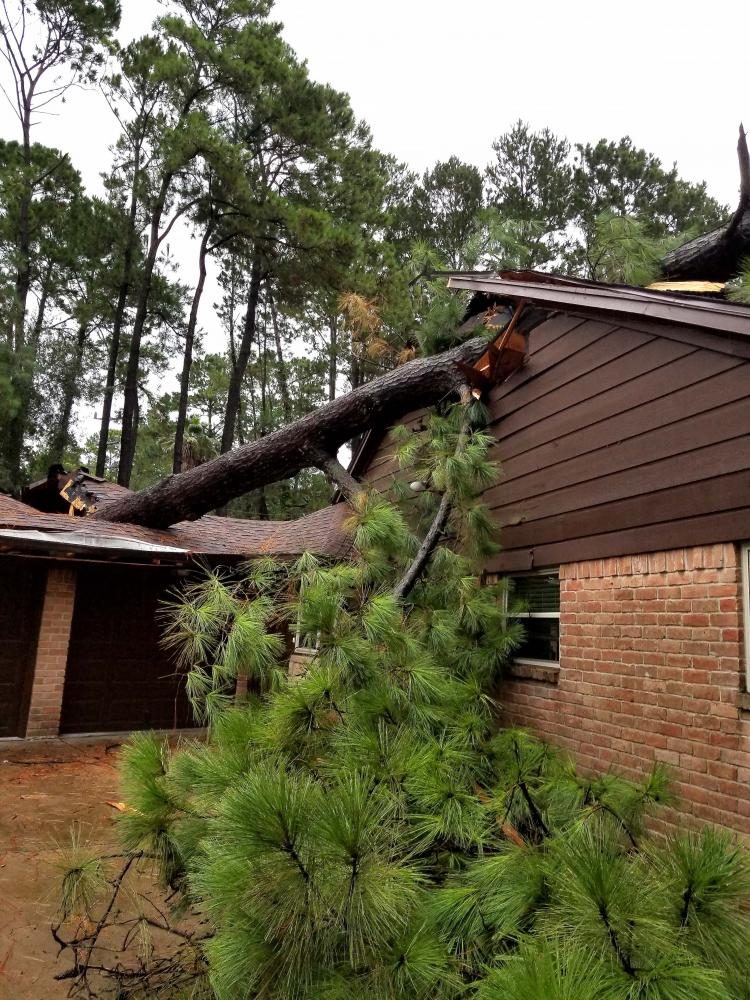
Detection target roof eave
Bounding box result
[0,528,190,563]
[447,275,750,338]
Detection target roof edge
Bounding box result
[447,273,750,338]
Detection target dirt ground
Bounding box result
[0,737,162,1000]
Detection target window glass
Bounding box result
[509,571,560,664]
[512,574,560,615]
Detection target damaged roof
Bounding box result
[446,270,750,338]
[0,490,353,564]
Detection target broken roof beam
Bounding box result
[473,299,528,381]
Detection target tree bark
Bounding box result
[29,261,53,356]
[220,256,262,454]
[50,322,88,460]
[173,221,212,474]
[4,103,36,485]
[5,262,54,483]
[660,125,750,282]
[268,291,291,424]
[118,171,173,486]
[328,314,338,401]
[312,450,364,500]
[96,142,142,478]
[12,100,33,353]
[95,335,488,528]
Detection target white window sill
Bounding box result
[507,660,560,684]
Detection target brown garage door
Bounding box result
[0,557,45,738]
[60,565,197,734]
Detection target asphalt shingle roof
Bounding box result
[0,490,353,562]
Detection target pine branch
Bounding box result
[599,905,637,977]
[312,449,364,500]
[392,386,472,602]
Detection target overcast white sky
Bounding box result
[273,0,749,208]
[3,0,748,205]
[2,0,749,412]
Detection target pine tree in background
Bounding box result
[0,0,120,489]
[0,0,733,505]
[55,401,750,999]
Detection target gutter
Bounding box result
[0,528,189,562]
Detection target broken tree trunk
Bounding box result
[94,335,489,529]
[660,125,750,282]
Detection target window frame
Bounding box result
[293,618,321,652]
[504,568,561,668]
[741,543,750,693]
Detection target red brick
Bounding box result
[502,543,749,841]
[25,566,77,738]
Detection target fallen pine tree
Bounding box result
[93,333,496,529]
[660,125,750,282]
[55,404,750,1000]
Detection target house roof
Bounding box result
[0,491,353,564]
[446,270,750,338]
[24,469,132,513]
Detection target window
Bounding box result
[293,577,321,653]
[294,615,320,652]
[507,571,560,665]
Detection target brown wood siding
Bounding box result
[60,565,197,734]
[0,557,44,737]
[360,312,750,570]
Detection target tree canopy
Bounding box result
[0,3,732,506]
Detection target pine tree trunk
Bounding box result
[4,106,35,485]
[96,144,142,478]
[269,291,292,424]
[660,126,750,282]
[49,322,88,460]
[173,221,212,474]
[259,299,268,435]
[95,334,489,528]
[12,105,33,352]
[29,262,53,355]
[660,214,750,281]
[4,262,54,488]
[350,352,363,391]
[118,171,173,486]
[328,314,338,401]
[221,256,262,454]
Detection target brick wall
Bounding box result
[25,565,77,738]
[501,544,750,837]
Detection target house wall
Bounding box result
[361,310,750,572]
[500,543,750,837]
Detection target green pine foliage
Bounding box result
[728,260,750,304]
[109,404,750,999]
